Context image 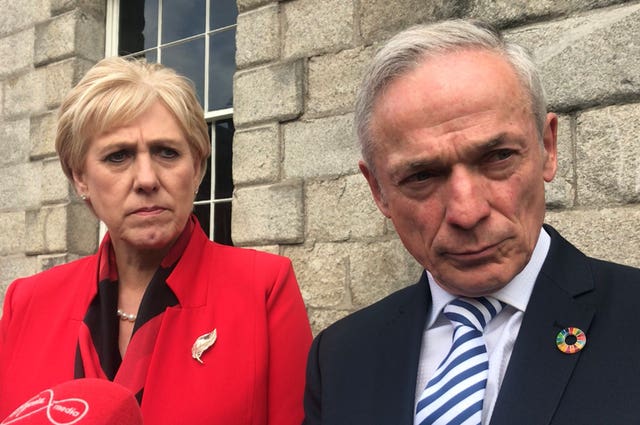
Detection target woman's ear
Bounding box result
[72,170,88,198]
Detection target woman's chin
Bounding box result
[120,232,177,253]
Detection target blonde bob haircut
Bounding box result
[55,56,211,181]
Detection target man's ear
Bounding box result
[359,160,391,218]
[542,112,558,183]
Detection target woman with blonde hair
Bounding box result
[0,57,312,425]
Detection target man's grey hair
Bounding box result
[355,19,547,168]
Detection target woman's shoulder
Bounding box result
[187,224,291,267]
[7,255,97,300]
[204,240,292,268]
[191,241,295,291]
[176,228,296,295]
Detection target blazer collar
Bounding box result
[165,223,211,308]
[489,224,596,425]
[370,272,430,423]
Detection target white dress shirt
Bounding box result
[414,228,551,424]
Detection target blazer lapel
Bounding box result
[490,226,597,425]
[369,272,430,424]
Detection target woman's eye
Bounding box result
[105,150,129,163]
[158,148,179,159]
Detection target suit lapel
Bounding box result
[370,272,430,424]
[490,226,597,425]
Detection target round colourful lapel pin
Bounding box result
[556,327,586,354]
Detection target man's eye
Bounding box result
[408,171,434,182]
[399,170,436,186]
[488,149,514,162]
[105,150,129,163]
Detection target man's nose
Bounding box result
[443,166,490,229]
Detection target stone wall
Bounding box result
[1,0,639,336]
[232,0,640,334]
[0,0,103,295]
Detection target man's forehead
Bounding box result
[370,51,531,133]
[375,48,526,106]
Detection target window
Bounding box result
[106,0,237,245]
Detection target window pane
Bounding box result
[214,201,232,245]
[131,49,158,63]
[196,125,213,201]
[214,119,234,199]
[162,38,206,107]
[211,0,238,30]
[118,0,158,55]
[161,0,206,44]
[193,204,211,238]
[208,29,236,111]
[145,49,158,63]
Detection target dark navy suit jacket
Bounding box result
[303,225,640,424]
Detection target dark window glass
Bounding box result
[162,38,206,107]
[118,0,158,55]
[211,0,238,30]
[161,0,206,44]
[193,203,211,237]
[214,119,234,199]
[213,201,232,244]
[195,125,213,201]
[208,28,236,110]
[213,119,234,245]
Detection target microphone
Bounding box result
[1,379,143,425]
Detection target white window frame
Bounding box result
[103,0,235,242]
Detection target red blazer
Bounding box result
[0,225,312,425]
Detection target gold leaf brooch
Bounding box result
[191,328,217,364]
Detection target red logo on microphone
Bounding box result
[1,388,89,425]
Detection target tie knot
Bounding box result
[443,296,505,332]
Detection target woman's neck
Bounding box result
[111,239,170,290]
[111,242,170,357]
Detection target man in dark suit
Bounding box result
[303,19,640,425]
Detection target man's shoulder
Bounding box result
[544,224,640,277]
[320,277,426,342]
[542,224,640,301]
[588,255,640,280]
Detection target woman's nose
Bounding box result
[133,156,159,193]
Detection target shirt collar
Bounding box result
[426,227,551,328]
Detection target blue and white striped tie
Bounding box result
[415,297,505,425]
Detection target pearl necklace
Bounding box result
[117,309,137,322]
